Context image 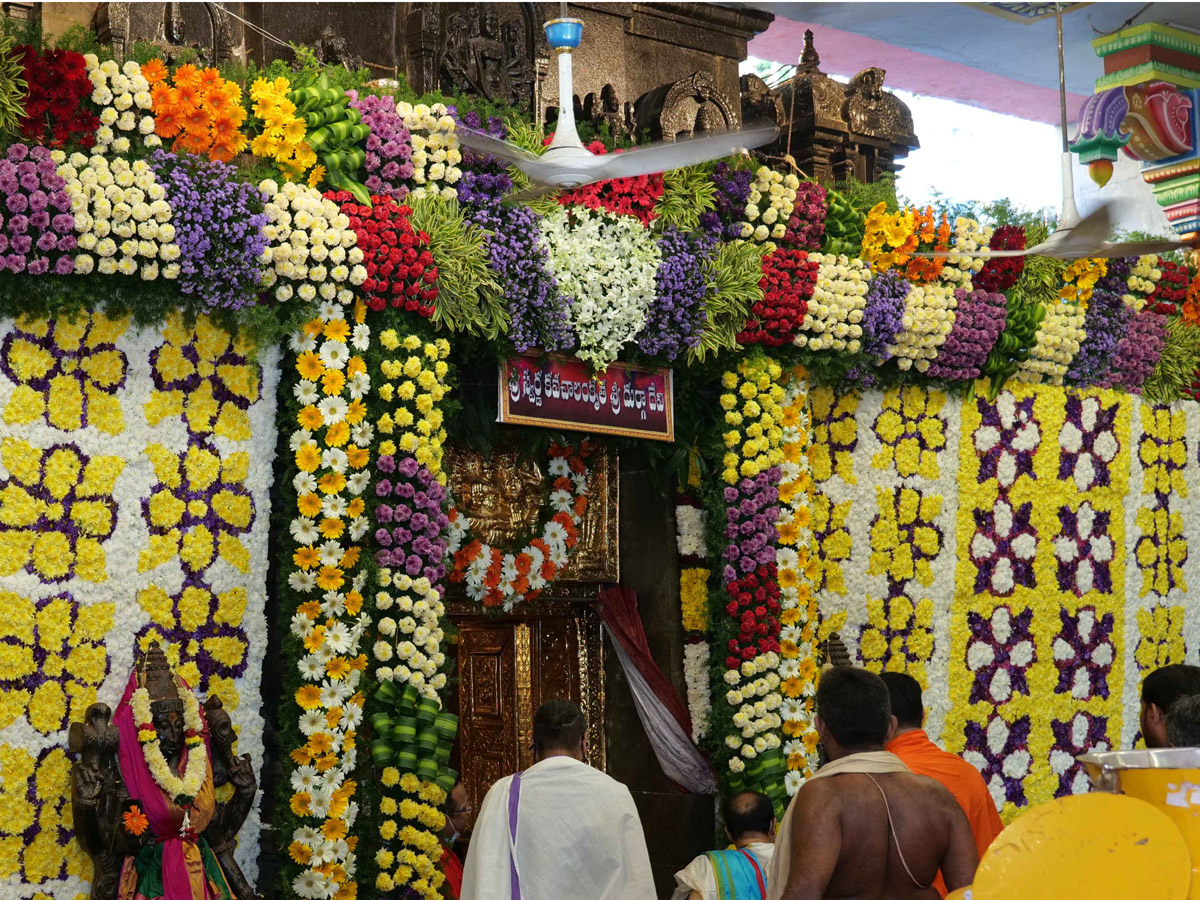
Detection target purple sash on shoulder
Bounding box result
[508,772,523,899]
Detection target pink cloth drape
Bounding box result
[598,586,717,793]
[114,672,215,900]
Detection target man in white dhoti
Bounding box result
[460,698,655,900]
[671,791,774,900]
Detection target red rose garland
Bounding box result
[724,565,781,666]
[547,136,664,227]
[15,46,97,148]
[1148,259,1189,316]
[973,224,1026,293]
[329,191,439,314]
[738,248,818,347]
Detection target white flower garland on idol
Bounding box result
[539,206,661,371]
[131,681,208,806]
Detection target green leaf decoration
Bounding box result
[1143,316,1200,405]
[407,194,509,341]
[654,162,717,232]
[690,239,766,364]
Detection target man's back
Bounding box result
[460,755,655,900]
[887,730,1003,882]
[775,769,977,900]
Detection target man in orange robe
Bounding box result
[881,672,1003,898]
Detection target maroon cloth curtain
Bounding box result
[598,586,717,793]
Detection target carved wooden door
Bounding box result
[455,607,605,825]
[456,622,519,828]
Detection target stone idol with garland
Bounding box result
[69,643,259,900]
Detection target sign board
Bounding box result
[498,354,674,442]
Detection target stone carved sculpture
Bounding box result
[634,71,739,141]
[437,3,538,109]
[93,2,236,66]
[311,25,365,73]
[844,67,917,144]
[69,642,259,900]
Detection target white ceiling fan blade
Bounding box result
[455,129,543,167]
[1090,238,1190,258]
[592,125,779,180]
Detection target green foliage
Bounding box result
[833,172,899,214]
[979,197,1057,231]
[690,240,764,364]
[1143,316,1200,405]
[52,24,106,56]
[1010,225,1067,308]
[0,31,25,139]
[0,13,40,50]
[654,163,717,232]
[407,194,509,341]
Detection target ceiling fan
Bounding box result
[914,2,1187,261]
[454,5,778,193]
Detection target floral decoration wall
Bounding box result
[809,381,1200,820]
[0,311,277,899]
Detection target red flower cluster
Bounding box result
[15,46,97,148]
[1148,259,1190,316]
[723,565,781,667]
[781,181,827,250]
[973,225,1027,293]
[331,191,439,314]
[546,135,665,227]
[738,248,818,346]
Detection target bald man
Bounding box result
[672,791,775,900]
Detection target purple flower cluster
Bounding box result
[720,468,781,584]
[1098,309,1167,393]
[782,181,827,250]
[0,144,76,275]
[348,90,415,203]
[151,151,267,310]
[639,227,716,359]
[1095,255,1131,295]
[449,106,508,172]
[926,289,1007,380]
[374,454,450,583]
[860,270,909,362]
[469,202,574,353]
[456,169,513,217]
[701,162,752,240]
[1066,287,1130,387]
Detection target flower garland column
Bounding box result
[676,456,710,743]
[775,370,821,792]
[705,355,787,815]
[367,318,456,900]
[277,301,374,900]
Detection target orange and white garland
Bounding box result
[448,442,591,609]
[131,681,208,806]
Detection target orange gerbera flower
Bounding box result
[297,600,321,620]
[150,81,174,110]
[122,805,149,836]
[183,105,210,134]
[290,746,314,766]
[298,405,324,430]
[319,517,345,539]
[174,63,201,90]
[344,592,364,616]
[293,546,321,569]
[141,58,168,85]
[316,565,345,591]
[325,657,351,680]
[314,753,340,773]
[155,108,183,139]
[295,685,322,710]
[175,81,200,109]
[198,67,223,92]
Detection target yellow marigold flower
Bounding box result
[295,685,322,710]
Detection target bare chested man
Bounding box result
[768,667,977,900]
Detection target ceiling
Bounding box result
[738,2,1200,124]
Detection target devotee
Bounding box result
[1167,694,1200,748]
[1140,664,1200,748]
[459,698,654,900]
[671,790,775,900]
[881,672,1003,897]
[439,781,471,899]
[768,667,977,900]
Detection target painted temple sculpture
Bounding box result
[69,643,259,900]
[1070,23,1200,237]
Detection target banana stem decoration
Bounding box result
[980,297,1046,400]
[822,187,866,257]
[289,72,371,205]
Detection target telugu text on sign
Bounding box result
[497,354,674,442]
